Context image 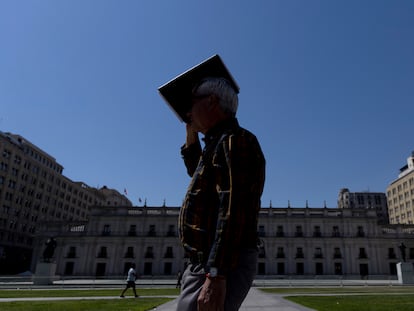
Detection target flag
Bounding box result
[124,188,128,195]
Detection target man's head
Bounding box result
[186,77,238,133]
[159,55,239,123]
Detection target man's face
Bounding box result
[186,94,213,134]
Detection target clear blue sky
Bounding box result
[1,1,413,208]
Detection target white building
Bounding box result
[32,205,414,278]
[387,151,414,224]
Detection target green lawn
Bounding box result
[261,286,414,295]
[0,298,170,311]
[0,288,179,311]
[0,288,179,298]
[261,287,414,311]
[3,286,414,311]
[287,295,414,311]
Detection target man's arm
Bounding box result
[181,124,202,176]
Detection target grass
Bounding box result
[261,286,414,311]
[0,288,179,311]
[287,295,414,311]
[0,288,179,298]
[0,298,170,311]
[4,286,414,310]
[261,286,414,295]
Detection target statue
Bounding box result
[43,237,57,263]
[399,242,407,262]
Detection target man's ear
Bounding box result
[208,94,219,110]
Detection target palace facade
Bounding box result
[32,205,414,278]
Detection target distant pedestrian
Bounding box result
[176,270,182,288]
[120,264,138,298]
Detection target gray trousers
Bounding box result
[176,249,258,311]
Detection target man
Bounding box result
[159,55,265,311]
[120,264,138,298]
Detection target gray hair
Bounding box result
[192,77,239,117]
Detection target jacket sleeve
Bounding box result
[181,140,202,177]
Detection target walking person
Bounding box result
[120,263,138,298]
[176,270,183,289]
[159,54,266,311]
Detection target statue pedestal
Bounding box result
[33,262,57,285]
[397,262,414,284]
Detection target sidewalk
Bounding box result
[156,287,315,311]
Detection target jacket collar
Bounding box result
[203,117,239,145]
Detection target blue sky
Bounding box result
[1,1,413,208]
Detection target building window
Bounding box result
[145,246,154,259]
[276,247,285,258]
[277,262,285,275]
[314,247,323,259]
[333,248,342,259]
[102,224,111,236]
[315,262,323,275]
[313,226,321,237]
[276,225,284,237]
[409,248,414,259]
[360,263,369,277]
[144,262,153,275]
[97,246,108,258]
[296,262,304,275]
[67,246,77,258]
[167,225,176,237]
[258,262,266,275]
[389,263,397,275]
[164,262,172,275]
[295,226,303,237]
[96,263,106,276]
[128,225,137,236]
[148,225,156,237]
[258,225,265,237]
[258,241,266,258]
[295,247,304,259]
[357,226,365,237]
[332,226,340,237]
[358,248,368,259]
[64,262,74,275]
[334,262,343,275]
[164,247,174,258]
[388,248,396,259]
[125,247,134,258]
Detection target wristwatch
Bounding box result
[209,267,218,278]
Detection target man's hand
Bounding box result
[197,277,226,311]
[186,123,199,147]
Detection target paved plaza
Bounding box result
[155,287,315,311]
